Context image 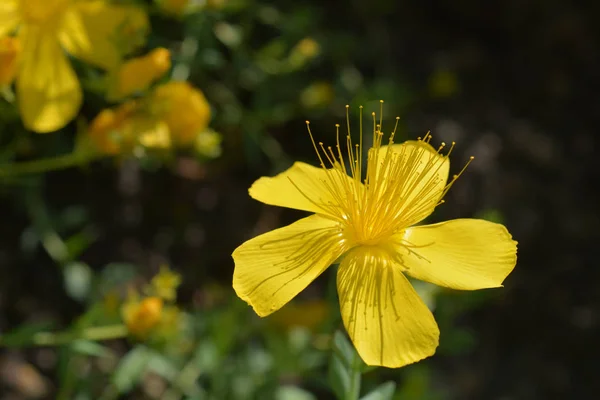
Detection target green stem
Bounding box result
[0,324,128,347]
[0,152,102,177]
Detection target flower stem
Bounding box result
[0,152,102,177]
[0,324,128,347]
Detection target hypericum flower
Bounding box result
[108,47,172,100]
[0,0,148,132]
[88,99,172,155]
[232,103,518,368]
[88,81,212,155]
[148,265,182,302]
[121,295,164,339]
[149,81,212,147]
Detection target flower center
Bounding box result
[301,101,473,249]
[19,0,70,25]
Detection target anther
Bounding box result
[305,120,310,125]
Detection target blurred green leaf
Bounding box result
[63,262,93,302]
[275,385,317,400]
[112,346,152,394]
[329,331,363,400]
[360,382,396,400]
[71,339,114,358]
[0,322,55,347]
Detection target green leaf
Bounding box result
[275,385,317,400]
[331,331,356,367]
[359,382,396,400]
[70,339,114,358]
[0,322,55,347]
[112,346,152,394]
[328,331,363,400]
[328,354,351,400]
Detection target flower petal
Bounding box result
[399,219,518,290]
[249,161,359,216]
[370,140,450,226]
[59,1,148,70]
[337,246,439,368]
[0,1,19,37]
[17,27,81,133]
[233,214,347,317]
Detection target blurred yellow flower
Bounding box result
[232,103,518,368]
[88,100,171,155]
[0,0,148,133]
[300,81,334,109]
[156,0,191,16]
[150,81,211,146]
[89,81,213,156]
[109,47,172,100]
[269,300,330,332]
[122,295,164,339]
[0,36,19,86]
[149,265,182,302]
[88,101,138,155]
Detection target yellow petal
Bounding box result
[0,36,20,86]
[150,81,211,146]
[370,139,450,227]
[59,1,148,70]
[249,161,358,216]
[399,219,518,290]
[0,1,19,37]
[233,214,347,317]
[337,246,439,367]
[17,27,81,133]
[109,47,171,100]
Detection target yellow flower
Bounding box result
[148,265,182,302]
[0,0,148,133]
[0,36,20,85]
[88,100,171,155]
[232,103,518,368]
[108,47,172,100]
[150,81,211,146]
[122,295,164,339]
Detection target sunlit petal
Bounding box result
[0,1,19,37]
[337,246,439,367]
[233,214,347,317]
[398,219,518,290]
[249,161,360,217]
[17,26,81,133]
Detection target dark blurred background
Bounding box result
[1,0,599,398]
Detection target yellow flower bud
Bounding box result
[0,37,20,86]
[110,48,171,100]
[150,81,211,146]
[122,296,164,339]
